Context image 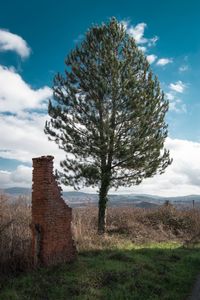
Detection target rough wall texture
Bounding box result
[31,155,76,267]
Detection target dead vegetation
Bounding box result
[73,205,200,251]
[0,194,31,274]
[1,194,200,275]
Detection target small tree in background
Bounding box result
[45,18,172,233]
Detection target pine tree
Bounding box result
[45,18,172,233]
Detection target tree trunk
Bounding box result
[98,195,107,234]
[98,176,110,234]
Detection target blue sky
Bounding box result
[0,0,200,196]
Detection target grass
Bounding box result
[1,241,200,300]
[1,195,200,299]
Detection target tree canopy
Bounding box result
[45,18,172,232]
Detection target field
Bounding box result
[1,195,200,299]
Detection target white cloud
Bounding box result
[0,112,65,164]
[0,29,31,58]
[0,170,11,188]
[122,21,175,68]
[146,54,157,64]
[169,99,186,113]
[10,165,32,184]
[126,22,147,43]
[167,80,187,112]
[0,165,32,188]
[169,81,186,93]
[156,58,173,66]
[166,92,185,113]
[111,138,200,196]
[0,110,66,189]
[1,137,200,196]
[0,65,64,189]
[147,36,159,47]
[166,92,175,101]
[122,21,158,46]
[138,46,147,52]
[179,65,189,72]
[0,65,52,113]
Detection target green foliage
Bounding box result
[1,242,200,300]
[45,17,171,191]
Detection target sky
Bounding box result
[0,0,200,196]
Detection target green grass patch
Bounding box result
[0,242,199,300]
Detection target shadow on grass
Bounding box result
[0,244,200,300]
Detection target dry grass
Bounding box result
[0,194,31,274]
[73,205,200,251]
[1,193,200,275]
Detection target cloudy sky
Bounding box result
[0,0,200,196]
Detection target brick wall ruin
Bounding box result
[31,155,76,266]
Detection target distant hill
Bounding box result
[2,187,31,196]
[1,187,200,209]
[134,201,160,209]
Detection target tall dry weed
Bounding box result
[0,194,31,274]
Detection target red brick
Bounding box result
[31,155,76,266]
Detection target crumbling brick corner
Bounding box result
[31,155,76,267]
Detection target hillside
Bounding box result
[2,187,200,209]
